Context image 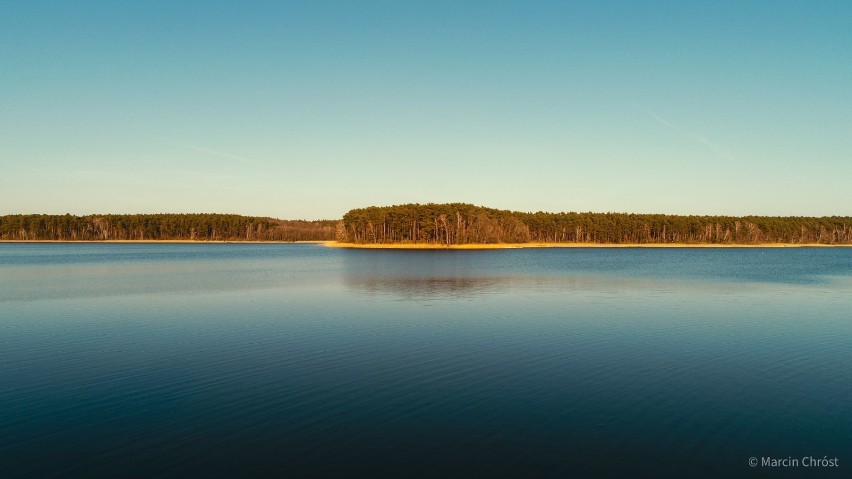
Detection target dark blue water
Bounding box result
[1,244,850,478]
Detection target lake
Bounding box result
[1,244,850,478]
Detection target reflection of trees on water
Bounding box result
[344,274,519,299]
[340,249,523,298]
[338,248,738,299]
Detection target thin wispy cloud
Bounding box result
[634,105,736,162]
[153,137,260,166]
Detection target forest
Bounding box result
[4,206,852,245]
[341,203,852,245]
[0,214,337,241]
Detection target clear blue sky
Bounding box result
[2,1,850,219]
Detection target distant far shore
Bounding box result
[5,208,851,245]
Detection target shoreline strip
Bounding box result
[1,240,848,248]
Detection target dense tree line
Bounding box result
[341,203,852,245]
[0,214,338,241]
[341,204,531,244]
[6,207,851,244]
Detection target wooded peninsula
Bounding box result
[341,204,852,245]
[3,204,852,245]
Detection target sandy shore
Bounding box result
[324,241,847,249]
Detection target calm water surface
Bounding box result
[1,244,850,478]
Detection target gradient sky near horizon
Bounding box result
[2,1,851,219]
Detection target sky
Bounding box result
[2,1,851,219]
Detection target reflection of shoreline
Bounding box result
[340,249,523,298]
[344,275,518,298]
[339,246,836,299]
[328,241,847,250]
[340,250,663,298]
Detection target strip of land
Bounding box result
[3,240,844,248]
